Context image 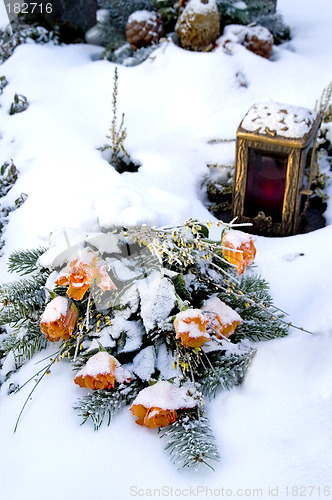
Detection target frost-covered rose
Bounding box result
[40,296,77,342]
[201,296,243,339]
[74,351,132,390]
[221,230,256,275]
[130,381,197,429]
[56,252,116,301]
[173,309,211,348]
[131,404,177,429]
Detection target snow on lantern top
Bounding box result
[240,102,318,143]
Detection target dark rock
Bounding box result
[40,0,98,31]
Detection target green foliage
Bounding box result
[105,42,158,67]
[0,273,48,319]
[74,379,143,430]
[0,162,28,255]
[217,0,249,26]
[253,11,290,44]
[99,68,140,173]
[197,348,256,399]
[8,247,48,275]
[9,93,29,115]
[160,407,220,470]
[0,21,58,63]
[153,0,178,32]
[0,161,18,197]
[97,0,156,49]
[0,75,8,94]
[217,0,290,44]
[97,0,156,30]
[316,80,332,124]
[0,247,51,365]
[219,274,289,341]
[2,320,48,368]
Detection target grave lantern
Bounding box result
[232,102,321,235]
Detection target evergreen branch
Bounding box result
[0,273,47,319]
[215,275,290,340]
[73,379,143,430]
[0,306,23,326]
[198,348,256,399]
[2,321,48,368]
[160,407,220,471]
[8,247,48,275]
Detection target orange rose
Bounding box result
[74,351,132,390]
[174,309,211,348]
[130,381,197,429]
[130,404,177,429]
[40,296,77,342]
[201,296,243,339]
[221,230,256,275]
[56,255,116,301]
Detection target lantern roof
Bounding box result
[237,101,320,148]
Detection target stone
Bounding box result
[243,25,274,59]
[176,0,220,52]
[40,0,98,31]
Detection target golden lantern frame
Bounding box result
[232,103,321,235]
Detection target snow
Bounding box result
[201,296,243,326]
[136,271,176,332]
[39,295,70,322]
[222,228,254,249]
[174,308,210,338]
[108,316,144,352]
[156,343,182,380]
[241,101,318,139]
[1,0,332,498]
[183,0,218,16]
[127,10,158,24]
[75,351,132,383]
[222,24,273,45]
[131,380,197,410]
[132,345,156,381]
[76,351,115,377]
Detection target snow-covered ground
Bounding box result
[1,1,332,499]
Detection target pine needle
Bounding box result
[160,407,220,471]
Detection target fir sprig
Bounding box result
[8,247,48,275]
[219,274,290,340]
[74,379,144,430]
[160,407,220,470]
[2,320,48,368]
[197,348,256,399]
[0,273,48,319]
